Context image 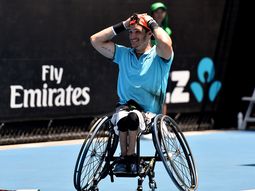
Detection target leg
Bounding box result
[118,112,139,156]
[119,131,128,156]
[127,130,138,155]
[114,117,129,173]
[126,112,139,155]
[114,112,139,174]
[126,112,139,174]
[117,117,129,156]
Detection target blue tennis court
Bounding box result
[0,130,255,191]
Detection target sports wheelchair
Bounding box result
[73,114,198,191]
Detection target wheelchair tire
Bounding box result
[74,116,118,191]
[152,115,198,191]
[74,117,103,190]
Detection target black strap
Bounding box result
[126,100,143,111]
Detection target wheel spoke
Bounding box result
[172,157,191,185]
[153,115,197,190]
[74,117,117,190]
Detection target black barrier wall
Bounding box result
[0,0,229,122]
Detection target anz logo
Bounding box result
[190,57,222,102]
[165,57,222,104]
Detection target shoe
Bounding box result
[113,157,127,173]
[126,154,138,174]
[113,163,127,173]
[129,163,138,174]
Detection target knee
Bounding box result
[117,112,139,132]
[126,112,139,131]
[117,117,128,132]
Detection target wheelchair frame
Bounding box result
[73,114,198,191]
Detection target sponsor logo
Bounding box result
[190,57,222,102]
[166,57,222,104]
[10,65,91,108]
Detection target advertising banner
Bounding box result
[0,0,226,121]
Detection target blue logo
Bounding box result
[190,57,222,102]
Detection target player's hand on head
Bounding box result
[123,17,131,29]
[138,13,153,23]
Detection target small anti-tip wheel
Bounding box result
[149,182,157,191]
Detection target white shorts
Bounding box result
[111,106,156,135]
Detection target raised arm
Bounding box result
[154,26,173,60]
[90,27,116,59]
[90,18,130,59]
[143,14,173,60]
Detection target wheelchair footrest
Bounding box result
[114,172,138,177]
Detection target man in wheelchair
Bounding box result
[90,13,173,174]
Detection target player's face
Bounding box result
[129,24,150,49]
[152,9,167,25]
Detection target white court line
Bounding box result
[0,190,40,191]
[240,189,255,191]
[0,130,225,151]
[141,129,223,140]
[0,139,84,151]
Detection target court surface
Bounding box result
[0,130,255,191]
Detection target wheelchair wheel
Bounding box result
[74,117,103,190]
[74,116,118,191]
[152,115,198,191]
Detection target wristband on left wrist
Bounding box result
[147,19,159,31]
